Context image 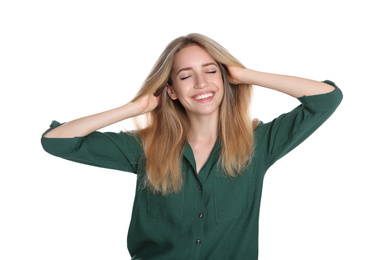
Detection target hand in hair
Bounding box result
[131,92,161,115]
[227,66,335,97]
[226,66,248,85]
[43,92,161,139]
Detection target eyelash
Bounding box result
[180,71,216,81]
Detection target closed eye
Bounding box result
[181,75,191,80]
[207,71,217,74]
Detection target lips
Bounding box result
[191,91,216,102]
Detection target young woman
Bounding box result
[42,33,343,259]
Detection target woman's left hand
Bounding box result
[227,66,336,97]
[226,66,248,85]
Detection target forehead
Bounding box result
[173,45,216,68]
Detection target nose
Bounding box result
[195,74,207,89]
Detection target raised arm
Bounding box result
[44,93,160,138]
[227,66,335,98]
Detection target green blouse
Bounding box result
[41,81,343,260]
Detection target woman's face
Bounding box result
[167,45,224,119]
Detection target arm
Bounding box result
[250,78,343,167]
[41,93,160,173]
[227,67,342,167]
[44,93,160,138]
[227,67,335,98]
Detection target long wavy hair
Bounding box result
[131,33,256,194]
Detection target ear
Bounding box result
[166,85,178,100]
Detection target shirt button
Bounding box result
[196,239,201,245]
[198,186,202,190]
[199,213,203,218]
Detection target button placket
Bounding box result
[192,181,205,257]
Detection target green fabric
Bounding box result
[41,81,343,259]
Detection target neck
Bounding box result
[187,113,219,143]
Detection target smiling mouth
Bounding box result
[193,92,215,100]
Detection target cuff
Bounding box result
[297,80,343,113]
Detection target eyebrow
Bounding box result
[176,62,218,76]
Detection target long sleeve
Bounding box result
[41,121,144,173]
[255,80,343,168]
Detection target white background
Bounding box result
[1,0,381,259]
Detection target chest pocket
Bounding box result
[214,171,252,222]
[147,190,184,222]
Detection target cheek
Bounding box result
[173,82,191,97]
[216,78,224,93]
[214,72,224,87]
[217,80,225,101]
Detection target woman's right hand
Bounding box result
[44,92,161,139]
[130,92,161,116]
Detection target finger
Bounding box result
[154,87,162,97]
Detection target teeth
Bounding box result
[195,93,213,100]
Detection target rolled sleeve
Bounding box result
[41,121,84,156]
[256,80,343,168]
[298,80,343,113]
[41,121,143,173]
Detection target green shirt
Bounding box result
[41,81,342,260]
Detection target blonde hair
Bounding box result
[131,33,255,194]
